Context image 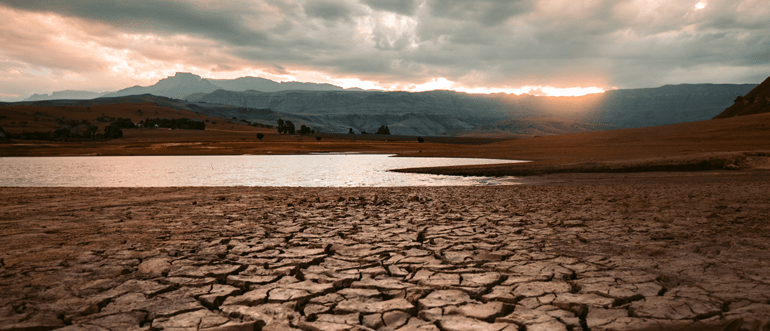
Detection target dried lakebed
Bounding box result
[1,182,770,330]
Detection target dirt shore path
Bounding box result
[2,177,769,330]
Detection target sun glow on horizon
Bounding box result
[396,78,605,97]
[255,74,607,97]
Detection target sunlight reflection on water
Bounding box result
[0,154,525,187]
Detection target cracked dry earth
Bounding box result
[1,182,770,331]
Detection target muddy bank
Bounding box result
[393,151,770,177]
[2,179,770,330]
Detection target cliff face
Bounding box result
[187,84,756,136]
[714,76,770,119]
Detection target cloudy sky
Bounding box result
[1,0,769,100]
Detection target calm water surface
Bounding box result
[0,154,524,187]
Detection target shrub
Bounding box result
[417,137,424,143]
[257,133,264,140]
[315,136,322,141]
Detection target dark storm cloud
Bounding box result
[1,0,769,100]
[0,0,269,44]
[361,0,420,16]
[426,0,535,26]
[303,0,356,22]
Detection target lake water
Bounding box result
[0,154,524,187]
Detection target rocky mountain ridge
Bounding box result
[102,73,346,100]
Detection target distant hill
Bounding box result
[713,76,770,119]
[185,84,756,136]
[208,76,344,93]
[103,73,346,100]
[25,90,107,101]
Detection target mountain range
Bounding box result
[17,72,760,136]
[101,72,346,100]
[185,83,757,136]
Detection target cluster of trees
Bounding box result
[3,123,100,140]
[347,125,391,135]
[276,119,295,134]
[141,118,206,130]
[277,119,318,135]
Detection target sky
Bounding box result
[1,0,769,101]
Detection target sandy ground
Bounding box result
[2,173,770,330]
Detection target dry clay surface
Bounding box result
[1,181,770,330]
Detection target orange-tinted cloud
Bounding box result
[0,0,768,101]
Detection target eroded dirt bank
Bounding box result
[2,178,770,330]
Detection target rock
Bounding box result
[80,311,147,330]
[297,320,356,331]
[396,317,441,331]
[419,290,474,310]
[628,297,721,320]
[0,311,65,330]
[162,277,218,287]
[168,264,243,280]
[352,278,414,291]
[221,288,271,306]
[383,311,410,328]
[316,313,360,325]
[417,307,443,322]
[303,304,330,318]
[361,314,383,329]
[152,309,254,330]
[552,293,615,315]
[220,303,300,327]
[512,282,571,298]
[723,303,770,327]
[337,288,382,300]
[137,258,170,276]
[460,273,502,287]
[112,279,171,297]
[444,302,507,321]
[227,275,281,288]
[438,315,515,331]
[200,284,240,309]
[334,298,415,314]
[591,317,695,331]
[481,286,517,303]
[495,306,557,326]
[586,308,629,328]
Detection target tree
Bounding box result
[376,125,390,135]
[285,120,296,134]
[86,125,99,138]
[299,124,312,135]
[348,128,354,134]
[257,133,264,140]
[417,137,424,143]
[104,123,123,138]
[277,119,285,134]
